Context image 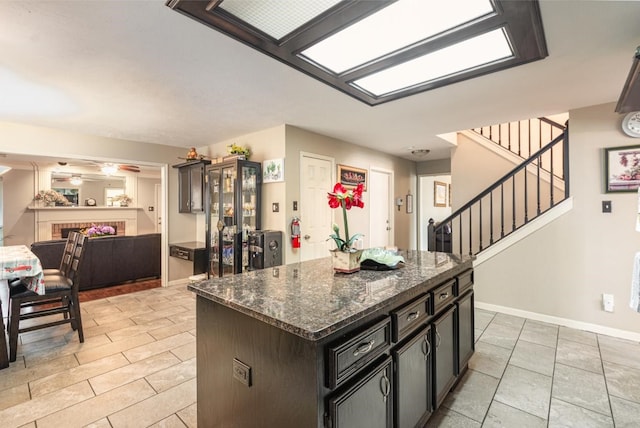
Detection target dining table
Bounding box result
[0,245,45,369]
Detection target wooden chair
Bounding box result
[7,233,87,362]
[43,231,80,277]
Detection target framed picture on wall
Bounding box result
[434,181,447,207]
[605,145,640,192]
[338,164,367,190]
[263,158,284,183]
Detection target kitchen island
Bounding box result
[189,251,474,428]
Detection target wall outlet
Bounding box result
[602,293,614,312]
[232,358,252,387]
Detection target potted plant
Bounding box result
[112,194,132,207]
[33,190,72,207]
[327,182,364,273]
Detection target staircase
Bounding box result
[429,118,569,256]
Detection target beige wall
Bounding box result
[284,125,417,263]
[468,102,640,336]
[205,124,417,265]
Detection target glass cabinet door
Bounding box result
[207,159,262,278]
[208,168,221,277]
[221,165,237,276]
[240,164,259,270]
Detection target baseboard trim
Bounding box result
[168,278,191,287]
[476,301,640,342]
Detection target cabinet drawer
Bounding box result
[391,294,430,342]
[327,317,391,389]
[456,269,474,295]
[432,280,455,313]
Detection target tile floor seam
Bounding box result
[547,319,560,426]
[597,334,617,426]
[477,316,524,426]
[550,396,615,420]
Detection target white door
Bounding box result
[300,153,334,262]
[369,169,393,248]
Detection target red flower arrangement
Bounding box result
[327,182,364,251]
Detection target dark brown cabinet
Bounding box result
[174,160,210,213]
[433,305,458,409]
[328,356,393,428]
[393,325,432,428]
[457,290,475,372]
[206,159,261,277]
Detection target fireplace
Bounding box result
[52,222,125,240]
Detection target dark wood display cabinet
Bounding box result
[206,158,261,277]
[189,254,475,428]
[173,159,210,213]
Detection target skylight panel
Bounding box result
[219,0,342,40]
[300,0,495,74]
[352,28,513,96]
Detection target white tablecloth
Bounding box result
[0,245,45,295]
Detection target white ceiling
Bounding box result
[0,1,639,162]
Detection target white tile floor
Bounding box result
[430,310,640,427]
[1,285,640,427]
[0,283,197,428]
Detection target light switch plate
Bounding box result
[272,202,279,212]
[602,201,612,213]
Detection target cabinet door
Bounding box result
[178,167,191,213]
[208,168,222,277]
[433,305,457,409]
[328,356,393,428]
[393,325,432,428]
[189,164,205,213]
[457,290,474,372]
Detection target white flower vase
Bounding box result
[331,249,363,274]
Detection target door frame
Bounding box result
[369,167,394,248]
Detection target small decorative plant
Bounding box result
[83,224,116,237]
[113,194,132,206]
[327,182,364,252]
[34,190,71,206]
[227,143,250,158]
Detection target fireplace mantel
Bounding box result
[27,206,141,211]
[30,206,140,241]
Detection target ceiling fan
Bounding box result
[57,160,140,174]
[52,173,93,185]
[100,163,140,174]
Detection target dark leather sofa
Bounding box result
[31,233,161,290]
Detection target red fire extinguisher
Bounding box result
[291,217,301,248]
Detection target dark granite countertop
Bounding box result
[188,250,473,341]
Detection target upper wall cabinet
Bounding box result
[173,160,211,213]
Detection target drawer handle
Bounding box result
[353,339,375,357]
[439,292,449,300]
[422,335,431,360]
[380,373,390,403]
[406,311,420,322]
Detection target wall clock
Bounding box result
[85,198,96,206]
[622,111,640,137]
